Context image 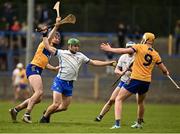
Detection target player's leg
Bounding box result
[131,80,149,128]
[131,93,146,128]
[54,94,72,113]
[52,79,73,113]
[9,98,30,122]
[137,93,146,122]
[9,85,32,122]
[40,91,62,123]
[22,75,43,123]
[40,95,72,123]
[95,86,121,122]
[111,87,133,129]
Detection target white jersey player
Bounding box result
[95,41,135,122]
[40,36,116,123]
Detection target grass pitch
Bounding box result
[0,100,180,133]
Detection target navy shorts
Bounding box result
[26,64,43,78]
[123,79,150,95]
[19,84,28,90]
[118,81,125,88]
[51,77,73,96]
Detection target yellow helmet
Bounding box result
[141,32,155,44]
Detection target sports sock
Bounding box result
[14,108,19,113]
[99,115,103,119]
[25,113,30,116]
[115,119,120,126]
[137,118,144,124]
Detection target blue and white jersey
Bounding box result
[117,54,134,82]
[55,50,90,81]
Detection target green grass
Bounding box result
[0,100,180,133]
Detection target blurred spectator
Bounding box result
[174,20,180,55]
[0,36,8,50]
[10,17,22,50]
[3,2,15,29]
[35,4,43,23]
[0,17,10,48]
[11,20,21,32]
[0,53,7,71]
[132,25,142,41]
[12,63,30,102]
[20,22,27,48]
[0,17,9,30]
[41,5,51,23]
[35,4,51,26]
[126,24,133,40]
[117,22,126,48]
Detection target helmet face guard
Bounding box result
[125,41,135,48]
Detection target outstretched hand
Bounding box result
[100,43,112,52]
[110,60,117,67]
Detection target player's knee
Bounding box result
[53,102,60,109]
[34,90,43,98]
[115,96,122,102]
[38,90,43,96]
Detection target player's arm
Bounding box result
[100,43,134,54]
[45,63,60,72]
[88,59,117,67]
[43,35,57,55]
[157,63,169,76]
[114,66,124,76]
[48,17,61,42]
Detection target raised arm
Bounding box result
[88,59,117,67]
[48,17,61,42]
[100,43,134,55]
[42,32,57,55]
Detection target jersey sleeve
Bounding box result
[131,44,140,52]
[81,53,90,63]
[155,53,162,65]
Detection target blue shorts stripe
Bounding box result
[118,81,125,88]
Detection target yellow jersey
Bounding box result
[19,69,28,84]
[131,44,162,82]
[31,42,51,69]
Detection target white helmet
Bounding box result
[126,41,135,48]
[16,63,23,69]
